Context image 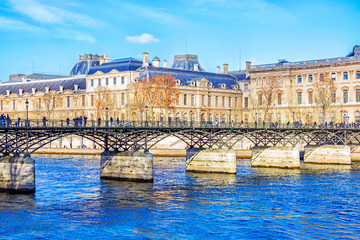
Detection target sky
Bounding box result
[0,0,360,81]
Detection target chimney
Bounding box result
[59,86,64,93]
[74,85,79,91]
[223,64,229,74]
[194,64,199,71]
[31,88,36,95]
[153,57,160,67]
[163,60,168,68]
[216,66,220,74]
[45,87,49,93]
[142,52,149,67]
[6,90,10,96]
[246,61,251,78]
[19,89,23,95]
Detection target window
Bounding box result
[357,71,360,79]
[297,75,302,83]
[215,96,219,106]
[82,95,85,107]
[332,91,336,103]
[277,93,282,105]
[106,78,109,85]
[91,95,94,106]
[13,99,15,110]
[308,75,313,83]
[222,97,225,107]
[244,97,248,108]
[191,95,195,106]
[356,112,360,123]
[53,97,56,108]
[67,96,70,108]
[331,73,336,80]
[344,89,348,103]
[91,79,94,86]
[201,95,205,106]
[228,97,232,107]
[320,74,324,81]
[1,100,3,110]
[297,92,302,104]
[244,84,248,90]
[98,78,101,86]
[208,95,212,106]
[357,89,360,102]
[39,98,41,109]
[308,91,313,104]
[121,76,125,84]
[113,77,117,84]
[184,94,187,105]
[235,97,238,107]
[121,92,125,105]
[344,72,348,80]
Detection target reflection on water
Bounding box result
[0,155,360,239]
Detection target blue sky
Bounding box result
[0,0,359,81]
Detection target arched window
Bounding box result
[308,75,313,82]
[356,112,360,123]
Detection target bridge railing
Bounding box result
[0,119,359,129]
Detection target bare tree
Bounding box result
[256,76,281,122]
[313,76,337,122]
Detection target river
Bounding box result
[1,155,360,239]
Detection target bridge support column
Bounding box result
[100,151,153,182]
[251,146,300,168]
[186,148,236,174]
[304,145,351,164]
[0,155,35,193]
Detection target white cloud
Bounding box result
[126,33,159,44]
[0,16,46,32]
[8,0,106,27]
[9,0,62,23]
[56,29,96,43]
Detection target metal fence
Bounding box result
[0,119,359,129]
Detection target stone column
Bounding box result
[0,155,35,193]
[186,148,237,174]
[304,145,351,164]
[251,146,300,168]
[100,151,153,182]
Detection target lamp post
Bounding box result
[25,99,29,127]
[105,107,108,127]
[229,109,232,127]
[255,112,258,128]
[145,105,148,127]
[292,111,295,128]
[307,114,310,128]
[25,99,29,156]
[190,110,193,127]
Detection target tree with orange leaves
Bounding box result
[129,74,179,121]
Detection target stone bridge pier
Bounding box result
[100,151,154,182]
[0,155,35,193]
[185,148,237,174]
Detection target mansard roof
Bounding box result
[0,76,85,96]
[137,66,240,89]
[171,54,206,72]
[87,58,143,75]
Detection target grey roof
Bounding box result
[0,77,86,95]
[88,58,143,75]
[70,60,100,76]
[171,54,206,72]
[138,66,239,89]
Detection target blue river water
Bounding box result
[1,155,360,239]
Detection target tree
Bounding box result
[94,86,115,119]
[256,76,281,122]
[313,76,337,122]
[129,74,180,121]
[42,91,58,119]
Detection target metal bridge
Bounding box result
[1,120,360,157]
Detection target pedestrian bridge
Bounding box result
[0,120,359,193]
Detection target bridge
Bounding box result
[1,120,360,193]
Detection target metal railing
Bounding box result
[0,119,359,129]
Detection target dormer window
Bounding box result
[176,80,181,86]
[221,84,226,89]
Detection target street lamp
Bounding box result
[25,99,29,127]
[307,114,310,128]
[105,107,108,127]
[145,105,148,127]
[229,109,232,127]
[255,112,258,128]
[190,110,193,127]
